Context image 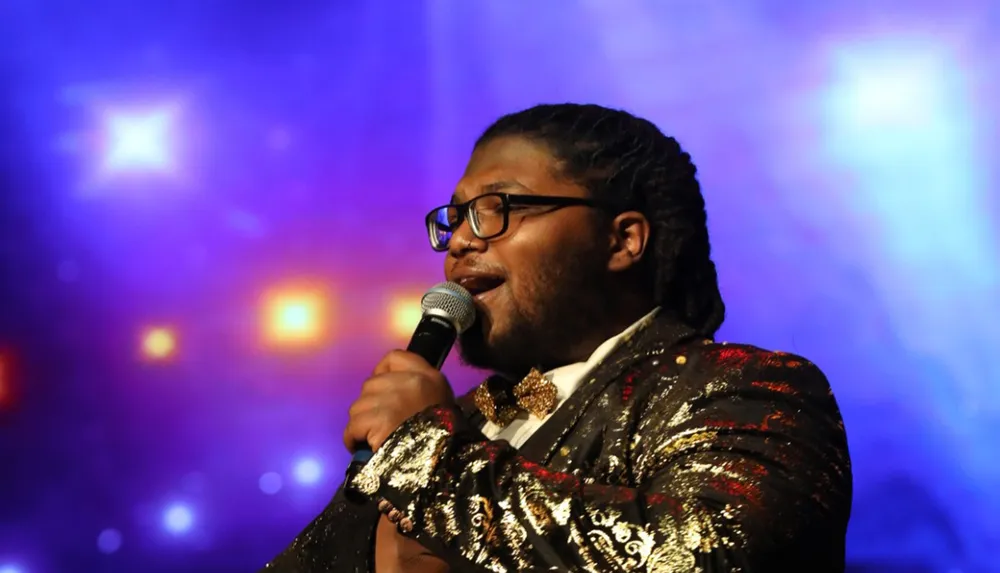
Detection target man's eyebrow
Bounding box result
[482,180,528,194]
[451,180,529,204]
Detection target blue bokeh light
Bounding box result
[292,458,323,486]
[97,528,123,554]
[162,504,194,535]
[259,472,283,495]
[100,107,176,175]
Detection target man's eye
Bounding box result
[477,205,505,215]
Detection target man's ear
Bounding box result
[606,211,651,273]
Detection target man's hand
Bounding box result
[375,514,450,573]
[344,350,454,453]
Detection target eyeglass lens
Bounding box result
[428,194,506,250]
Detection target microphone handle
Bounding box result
[344,315,456,502]
[405,314,456,370]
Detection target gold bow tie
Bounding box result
[473,368,558,429]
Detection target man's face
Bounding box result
[443,136,613,378]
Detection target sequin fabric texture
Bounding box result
[261,315,852,572]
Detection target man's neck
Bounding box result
[558,301,655,368]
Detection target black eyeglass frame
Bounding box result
[425,192,609,252]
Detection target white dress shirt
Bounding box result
[480,307,660,448]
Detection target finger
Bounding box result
[373,349,435,376]
[343,410,378,453]
[398,517,414,533]
[343,418,357,452]
[359,372,411,396]
[372,349,405,376]
[347,395,379,419]
[343,410,398,453]
[367,429,391,452]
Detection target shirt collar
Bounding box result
[543,306,661,401]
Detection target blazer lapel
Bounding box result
[516,314,699,464]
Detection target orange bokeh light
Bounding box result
[141,327,177,360]
[262,287,330,347]
[387,294,423,340]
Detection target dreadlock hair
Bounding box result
[475,103,726,338]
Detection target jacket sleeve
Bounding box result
[347,350,852,572]
[259,485,380,573]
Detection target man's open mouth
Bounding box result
[455,275,505,298]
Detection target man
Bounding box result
[261,103,852,572]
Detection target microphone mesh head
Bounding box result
[421,282,476,333]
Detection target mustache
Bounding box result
[448,260,507,279]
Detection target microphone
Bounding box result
[343,281,476,502]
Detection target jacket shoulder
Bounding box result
[666,341,834,395]
[689,341,823,367]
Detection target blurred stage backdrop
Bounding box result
[1,1,998,572]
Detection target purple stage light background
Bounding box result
[1,1,998,572]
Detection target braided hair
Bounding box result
[476,103,726,337]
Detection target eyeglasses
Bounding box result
[425,192,605,252]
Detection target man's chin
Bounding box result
[456,334,497,373]
[457,336,539,381]
[456,311,542,378]
[455,350,493,373]
[457,331,519,376]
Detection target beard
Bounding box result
[456,239,615,380]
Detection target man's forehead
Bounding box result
[451,137,558,199]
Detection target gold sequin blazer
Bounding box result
[262,314,852,572]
